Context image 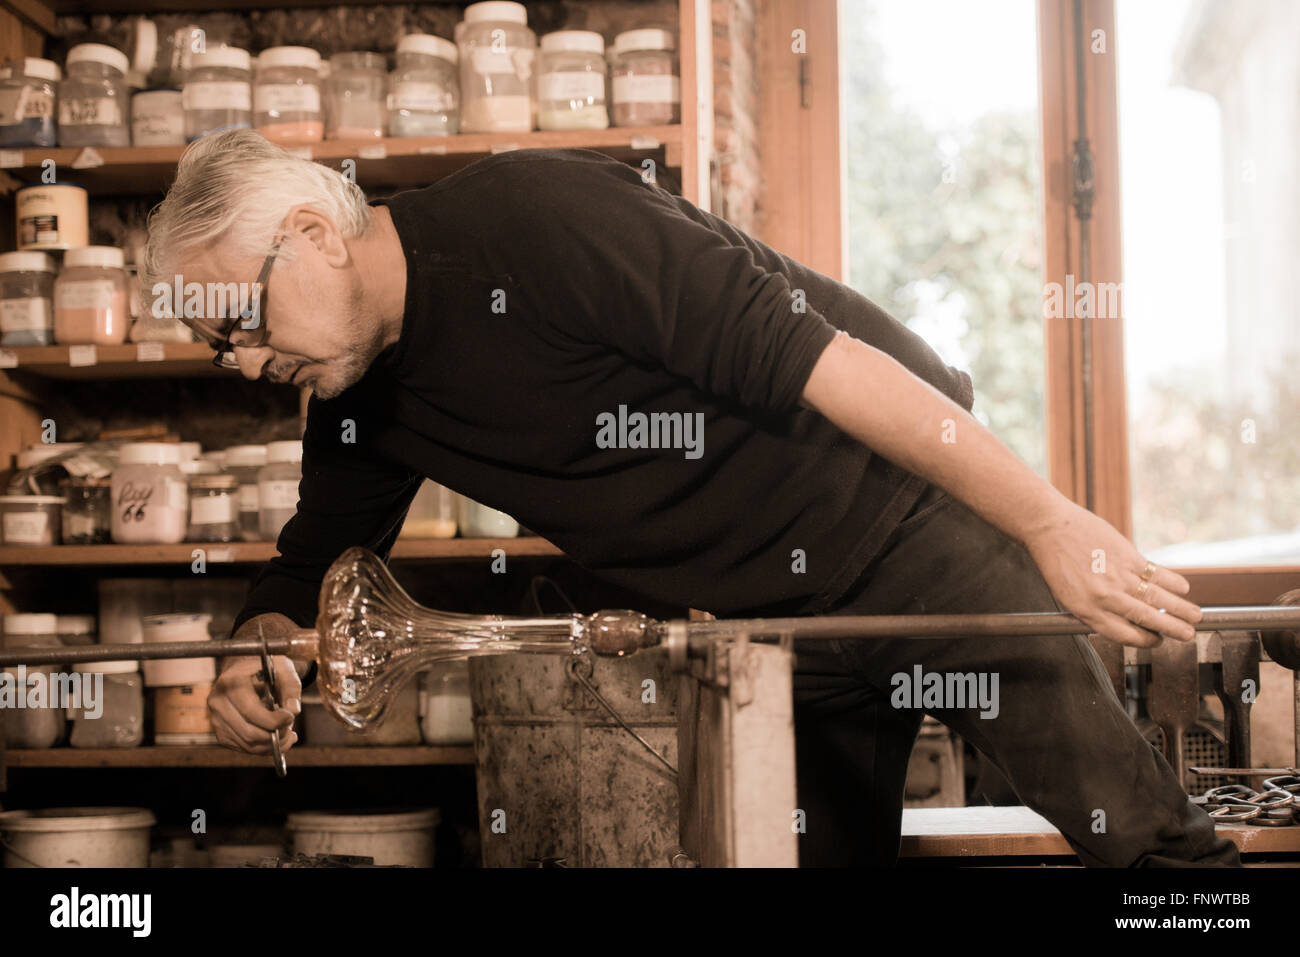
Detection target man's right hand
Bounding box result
[209,613,304,754]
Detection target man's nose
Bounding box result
[234,345,275,381]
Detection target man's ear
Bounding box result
[286,206,349,266]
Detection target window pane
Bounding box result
[1117,0,1299,565]
[841,0,1046,475]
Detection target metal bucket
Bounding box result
[470,648,678,867]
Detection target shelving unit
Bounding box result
[0,0,715,865]
[0,537,562,566]
[6,745,475,767]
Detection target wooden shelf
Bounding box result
[4,744,474,768]
[0,126,682,196]
[0,342,231,380]
[0,536,562,566]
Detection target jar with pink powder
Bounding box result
[254,46,324,145]
[53,245,131,345]
[111,442,189,545]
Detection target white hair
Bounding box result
[142,129,370,297]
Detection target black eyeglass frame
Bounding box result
[210,234,286,369]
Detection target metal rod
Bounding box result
[2,606,1298,668]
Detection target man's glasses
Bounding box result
[210,234,285,369]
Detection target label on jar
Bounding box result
[390,82,455,113]
[253,84,321,115]
[0,297,52,333]
[237,484,259,513]
[190,494,236,525]
[22,90,53,120]
[613,74,680,104]
[63,510,100,540]
[132,107,185,144]
[59,97,124,128]
[3,509,49,544]
[19,214,60,247]
[539,72,605,103]
[182,81,252,112]
[259,479,299,510]
[57,279,116,311]
[470,46,531,77]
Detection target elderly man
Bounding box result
[143,129,1238,867]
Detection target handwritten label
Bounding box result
[70,147,105,169]
[358,144,387,160]
[136,341,165,362]
[630,135,661,150]
[0,150,23,168]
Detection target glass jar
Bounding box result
[326,52,387,140]
[56,614,96,646]
[183,46,252,141]
[0,250,55,346]
[69,661,144,748]
[388,34,459,137]
[59,476,112,544]
[258,439,301,541]
[456,496,518,538]
[111,442,188,544]
[130,87,184,146]
[1,615,64,748]
[53,245,131,345]
[222,444,267,541]
[455,0,535,133]
[399,480,457,539]
[608,28,680,127]
[537,30,608,131]
[419,660,473,744]
[0,57,60,148]
[4,612,58,647]
[58,43,131,147]
[254,46,323,145]
[187,473,239,543]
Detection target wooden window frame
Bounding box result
[759,0,1299,607]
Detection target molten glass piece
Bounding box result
[314,547,658,730]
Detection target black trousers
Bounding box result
[792,483,1242,867]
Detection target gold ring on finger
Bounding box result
[1136,579,1151,603]
[1141,561,1157,581]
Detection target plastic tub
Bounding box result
[286,808,438,867]
[0,494,64,545]
[140,613,214,686]
[0,807,155,867]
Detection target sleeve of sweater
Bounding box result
[232,387,423,687]
[507,152,840,412]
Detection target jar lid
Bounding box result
[67,43,131,76]
[397,33,458,64]
[63,245,125,270]
[73,659,139,674]
[0,250,55,274]
[223,444,267,467]
[118,441,181,466]
[463,1,527,26]
[19,57,61,83]
[4,613,59,634]
[132,88,182,104]
[613,28,676,55]
[56,614,96,634]
[541,30,604,55]
[179,459,219,476]
[189,45,252,72]
[257,46,321,72]
[191,473,237,490]
[176,441,202,461]
[265,439,302,465]
[0,495,66,505]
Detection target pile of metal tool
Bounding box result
[1192,777,1300,826]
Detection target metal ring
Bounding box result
[1142,561,1157,581]
[667,620,688,673]
[1136,579,1151,603]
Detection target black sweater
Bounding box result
[233,148,974,640]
